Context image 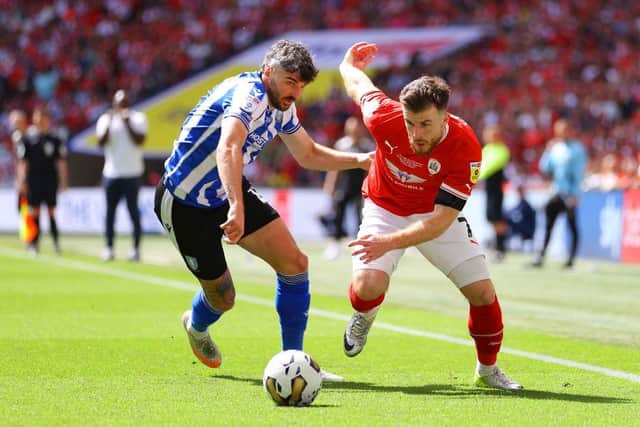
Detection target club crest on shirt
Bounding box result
[470,161,481,184]
[242,96,261,113]
[427,158,441,175]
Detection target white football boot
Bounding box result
[343,311,377,357]
[474,365,523,390]
[181,310,222,368]
[319,369,344,382]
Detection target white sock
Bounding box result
[188,319,208,338]
[360,306,379,320]
[477,361,496,375]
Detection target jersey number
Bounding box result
[457,217,474,238]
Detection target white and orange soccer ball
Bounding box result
[262,350,322,406]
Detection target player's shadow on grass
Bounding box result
[323,381,632,404]
[213,375,632,404]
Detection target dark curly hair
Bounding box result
[261,40,319,83]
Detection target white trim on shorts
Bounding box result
[352,198,488,288]
[159,188,179,249]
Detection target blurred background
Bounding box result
[1,0,639,262]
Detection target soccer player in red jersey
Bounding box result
[339,42,522,390]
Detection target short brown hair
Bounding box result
[399,76,450,113]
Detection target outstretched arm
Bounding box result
[280,127,372,172]
[339,42,380,105]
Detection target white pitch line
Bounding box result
[2,247,639,384]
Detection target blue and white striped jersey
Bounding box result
[163,71,301,208]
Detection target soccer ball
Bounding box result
[262,350,322,406]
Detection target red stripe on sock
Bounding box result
[468,296,503,365]
[349,282,384,313]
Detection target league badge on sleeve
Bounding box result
[242,96,261,113]
[469,161,481,184]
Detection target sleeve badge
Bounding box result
[470,161,481,184]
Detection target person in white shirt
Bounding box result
[96,89,147,261]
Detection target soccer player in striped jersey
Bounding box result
[154,40,371,379]
[338,42,522,390]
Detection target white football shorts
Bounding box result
[352,198,489,288]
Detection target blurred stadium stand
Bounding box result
[0,0,638,189]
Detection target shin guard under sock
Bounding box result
[468,296,503,365]
[275,272,310,351]
[190,290,223,332]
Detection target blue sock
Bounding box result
[275,272,310,351]
[190,290,223,332]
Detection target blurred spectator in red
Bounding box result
[0,1,637,188]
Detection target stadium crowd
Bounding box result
[1,0,639,189]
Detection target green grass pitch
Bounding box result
[1,234,638,426]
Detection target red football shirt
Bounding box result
[360,91,482,216]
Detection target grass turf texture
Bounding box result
[1,234,638,426]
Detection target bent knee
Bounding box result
[201,274,237,312]
[353,286,383,301]
[279,250,308,275]
[462,279,496,306]
[352,269,389,300]
[204,289,236,312]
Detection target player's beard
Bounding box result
[266,78,295,111]
[410,136,440,156]
[410,121,446,156]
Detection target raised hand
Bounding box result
[343,42,378,70]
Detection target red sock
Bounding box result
[468,296,503,365]
[349,282,384,313]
